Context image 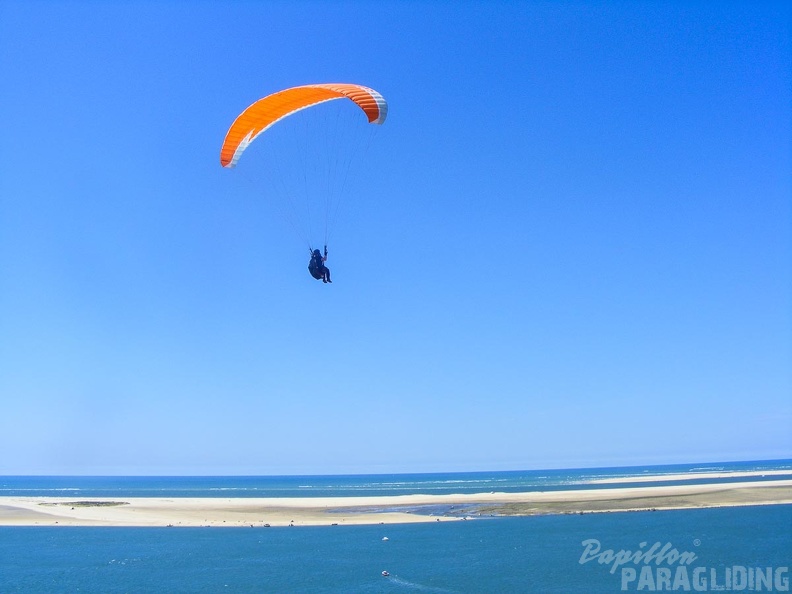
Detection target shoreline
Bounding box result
[586,469,792,484]
[1,479,790,527]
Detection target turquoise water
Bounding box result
[1,462,790,592]
[1,460,790,498]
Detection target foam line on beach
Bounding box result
[587,469,792,484]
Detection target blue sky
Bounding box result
[0,0,789,475]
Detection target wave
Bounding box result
[2,460,789,498]
[386,576,457,593]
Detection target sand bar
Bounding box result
[587,469,792,484]
[1,479,790,527]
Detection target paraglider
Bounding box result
[220,83,388,283]
[308,246,331,283]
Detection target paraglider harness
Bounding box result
[308,246,328,280]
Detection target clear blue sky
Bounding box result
[1,0,789,475]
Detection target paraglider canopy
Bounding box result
[220,83,387,168]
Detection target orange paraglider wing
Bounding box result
[220,83,387,168]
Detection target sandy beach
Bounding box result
[1,478,790,527]
[587,469,792,484]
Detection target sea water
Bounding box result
[1,460,790,498]
[1,507,790,593]
[1,462,790,593]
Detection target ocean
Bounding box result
[2,460,790,499]
[1,461,790,593]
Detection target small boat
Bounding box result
[381,571,390,577]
